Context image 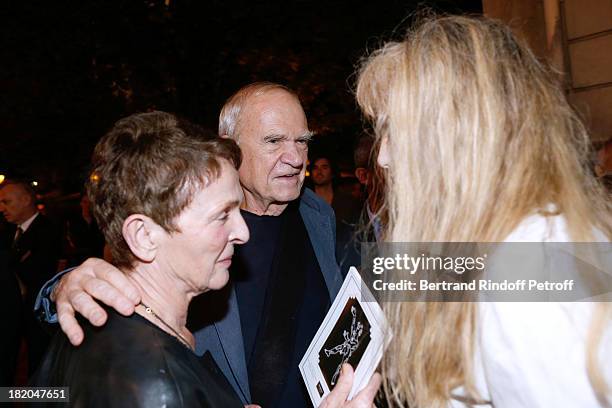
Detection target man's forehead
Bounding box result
[248,87,298,105]
[240,91,307,133]
[6,184,27,196]
[0,185,18,196]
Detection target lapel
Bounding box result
[299,189,343,299]
[16,214,44,247]
[212,287,251,403]
[10,215,40,261]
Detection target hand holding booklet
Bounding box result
[299,267,392,406]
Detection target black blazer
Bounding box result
[0,248,23,385]
[8,214,62,307]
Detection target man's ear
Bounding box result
[355,168,369,186]
[122,214,163,263]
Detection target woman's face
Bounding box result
[158,160,249,293]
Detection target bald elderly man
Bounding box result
[1,180,61,376]
[35,83,380,407]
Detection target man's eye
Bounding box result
[267,138,281,144]
[218,213,229,222]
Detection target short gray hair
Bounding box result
[218,82,299,140]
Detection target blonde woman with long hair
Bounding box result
[356,15,612,407]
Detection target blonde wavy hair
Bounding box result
[356,15,612,407]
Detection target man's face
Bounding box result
[311,158,333,186]
[0,184,32,224]
[236,90,310,214]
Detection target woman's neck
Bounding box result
[126,265,195,349]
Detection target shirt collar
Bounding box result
[19,212,39,233]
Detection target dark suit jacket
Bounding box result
[8,214,62,308]
[0,248,23,385]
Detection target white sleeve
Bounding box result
[478,302,611,407]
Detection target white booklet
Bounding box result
[299,267,392,406]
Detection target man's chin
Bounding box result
[208,270,230,291]
[272,189,301,203]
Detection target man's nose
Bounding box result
[280,142,304,168]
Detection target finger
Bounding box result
[93,260,140,304]
[82,277,136,316]
[68,290,108,326]
[350,373,382,408]
[321,364,354,408]
[50,277,64,302]
[57,302,84,346]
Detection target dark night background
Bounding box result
[0,0,481,196]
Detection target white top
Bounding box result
[450,213,612,407]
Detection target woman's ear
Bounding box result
[122,214,164,263]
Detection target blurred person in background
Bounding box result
[311,156,336,205]
[594,138,612,192]
[335,136,387,277]
[311,154,361,226]
[64,193,105,267]
[353,135,385,240]
[0,179,61,376]
[0,245,23,385]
